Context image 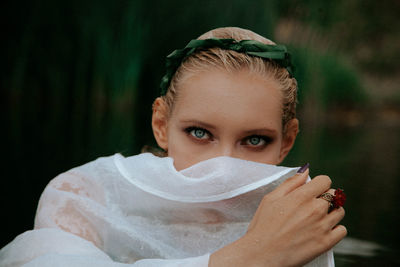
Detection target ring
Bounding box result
[319,192,334,208]
[319,189,346,210]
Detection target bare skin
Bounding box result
[152,69,298,170]
[152,68,347,266]
[209,170,346,267]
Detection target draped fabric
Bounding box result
[0,153,334,266]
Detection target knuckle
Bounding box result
[319,197,330,208]
[294,189,309,201]
[316,175,332,187]
[338,225,348,237]
[339,207,346,217]
[314,204,328,217]
[311,201,327,216]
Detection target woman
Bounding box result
[0,27,346,267]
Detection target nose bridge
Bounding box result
[219,140,235,157]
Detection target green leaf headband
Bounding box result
[159,38,294,95]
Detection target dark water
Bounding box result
[283,120,400,266]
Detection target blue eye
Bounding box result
[249,136,262,145]
[245,135,270,147]
[193,129,206,138]
[187,127,210,140]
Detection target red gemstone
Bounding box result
[332,189,346,209]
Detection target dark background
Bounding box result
[2,0,400,265]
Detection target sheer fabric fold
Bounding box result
[0,153,334,266]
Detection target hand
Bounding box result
[209,167,346,267]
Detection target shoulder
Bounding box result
[41,154,123,204]
[44,153,152,199]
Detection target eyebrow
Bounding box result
[179,119,278,136]
[242,128,278,136]
[179,120,217,130]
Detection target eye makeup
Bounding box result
[241,135,274,151]
[184,126,213,143]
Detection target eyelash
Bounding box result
[241,135,273,150]
[184,126,273,149]
[184,126,212,141]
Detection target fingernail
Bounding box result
[297,163,310,173]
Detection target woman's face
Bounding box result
[152,68,298,171]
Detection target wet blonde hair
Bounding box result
[160,27,298,131]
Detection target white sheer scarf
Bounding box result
[0,153,334,266]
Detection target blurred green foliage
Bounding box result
[3,0,397,168]
[5,0,397,176]
[319,55,365,106]
[293,47,365,107]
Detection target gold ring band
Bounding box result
[319,192,334,208]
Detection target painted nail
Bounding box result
[297,163,310,173]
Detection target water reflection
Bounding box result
[283,119,400,266]
[334,237,383,257]
[333,237,399,266]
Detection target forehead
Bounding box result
[171,69,283,130]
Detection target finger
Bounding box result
[295,175,332,199]
[325,207,345,229]
[269,167,310,200]
[327,224,347,246]
[316,189,336,210]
